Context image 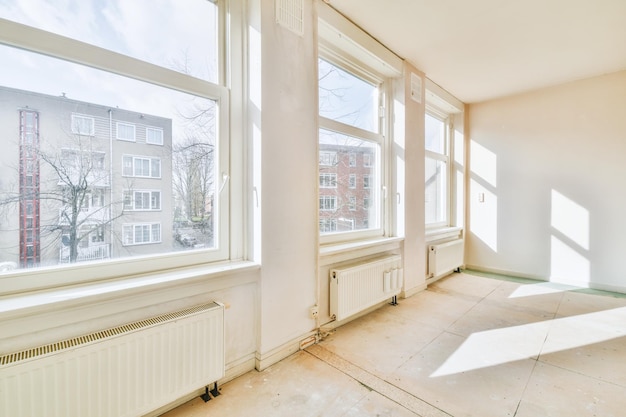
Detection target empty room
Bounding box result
[1,1,625,416]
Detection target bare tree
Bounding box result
[0,134,125,265]
[172,137,215,224]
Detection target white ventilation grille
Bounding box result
[276,0,304,36]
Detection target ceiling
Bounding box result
[324,0,626,103]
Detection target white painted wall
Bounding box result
[398,62,427,296]
[254,0,319,367]
[466,70,626,292]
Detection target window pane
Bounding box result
[319,129,380,234]
[0,45,218,269]
[425,113,445,154]
[318,58,379,133]
[0,0,219,83]
[425,157,448,224]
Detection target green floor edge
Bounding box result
[461,268,626,299]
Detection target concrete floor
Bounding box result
[161,271,626,417]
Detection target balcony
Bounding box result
[59,243,110,264]
[58,207,110,226]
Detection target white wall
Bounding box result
[466,70,626,292]
[399,62,427,295]
[254,0,319,368]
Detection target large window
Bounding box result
[317,56,385,241]
[0,0,231,290]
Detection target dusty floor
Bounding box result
[161,271,626,417]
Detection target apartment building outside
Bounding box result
[0,86,173,269]
[318,142,376,233]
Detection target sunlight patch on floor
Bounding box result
[431,306,626,377]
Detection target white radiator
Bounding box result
[330,255,403,321]
[428,238,464,280]
[0,301,225,417]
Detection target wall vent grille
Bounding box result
[276,0,304,36]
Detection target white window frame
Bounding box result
[348,174,356,189]
[122,223,162,246]
[116,122,136,142]
[349,152,356,167]
[317,55,387,243]
[317,3,402,245]
[348,196,356,211]
[319,173,337,188]
[122,155,162,178]
[146,127,164,145]
[363,153,372,167]
[319,151,337,166]
[0,1,238,294]
[319,195,337,211]
[71,114,95,136]
[124,190,161,211]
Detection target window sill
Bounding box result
[425,226,463,243]
[319,237,404,265]
[0,260,260,320]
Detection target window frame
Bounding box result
[146,127,164,145]
[319,173,337,188]
[317,52,390,244]
[122,223,162,246]
[123,189,162,211]
[116,122,136,142]
[71,114,95,136]
[0,1,236,294]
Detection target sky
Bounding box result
[0,0,219,142]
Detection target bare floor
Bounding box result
[161,272,626,417]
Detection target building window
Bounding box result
[0,0,232,287]
[349,152,356,167]
[320,173,337,188]
[319,195,337,211]
[363,175,371,189]
[71,114,95,136]
[319,218,337,233]
[116,122,136,141]
[122,223,161,245]
[319,151,337,166]
[122,155,161,178]
[349,174,356,189]
[123,190,161,211]
[425,113,449,227]
[348,196,356,211]
[363,153,372,167]
[146,127,164,145]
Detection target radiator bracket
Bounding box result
[201,382,221,402]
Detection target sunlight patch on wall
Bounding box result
[551,190,589,250]
[431,306,626,377]
[454,129,464,165]
[550,190,591,285]
[470,179,497,251]
[550,236,591,285]
[470,140,496,187]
